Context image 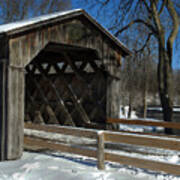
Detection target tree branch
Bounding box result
[141,0,152,14]
[96,0,110,5]
[134,33,153,53]
[158,0,167,15]
[166,0,179,61]
[150,0,165,43]
[114,19,157,37]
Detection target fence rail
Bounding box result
[24,123,180,176]
[24,136,97,158]
[25,123,97,139]
[107,118,180,130]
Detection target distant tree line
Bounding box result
[119,51,180,118]
[0,0,71,24]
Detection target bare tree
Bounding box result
[135,1,179,134]
[79,0,180,133]
[0,0,71,23]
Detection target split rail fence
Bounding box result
[107,118,180,131]
[24,123,180,176]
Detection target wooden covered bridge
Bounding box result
[0,9,131,161]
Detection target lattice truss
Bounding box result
[25,51,107,127]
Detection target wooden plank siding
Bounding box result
[9,19,121,68]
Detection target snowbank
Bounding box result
[0,151,179,180]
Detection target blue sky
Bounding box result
[72,1,180,70]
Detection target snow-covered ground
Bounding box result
[119,106,138,119]
[0,128,180,180]
[118,106,164,133]
[0,106,179,180]
[0,151,179,180]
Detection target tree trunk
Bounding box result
[128,93,132,118]
[143,85,147,119]
[143,57,148,119]
[158,45,173,134]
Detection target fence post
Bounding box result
[97,131,105,170]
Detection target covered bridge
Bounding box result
[0,9,131,161]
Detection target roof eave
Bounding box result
[5,9,84,36]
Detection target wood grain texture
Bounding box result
[24,136,97,158]
[0,62,6,160]
[0,36,9,161]
[104,132,180,151]
[112,129,180,139]
[97,132,105,170]
[25,123,97,139]
[107,118,180,130]
[105,153,180,176]
[7,67,24,160]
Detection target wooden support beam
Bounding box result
[46,105,59,124]
[89,95,106,121]
[25,90,36,119]
[79,61,88,71]
[34,64,75,126]
[62,52,88,82]
[25,76,55,124]
[61,53,106,122]
[65,81,91,124]
[33,111,45,124]
[27,75,51,117]
[51,62,91,124]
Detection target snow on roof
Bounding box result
[0,9,82,34]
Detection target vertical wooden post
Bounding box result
[97,131,105,170]
[0,60,7,161]
[7,66,25,160]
